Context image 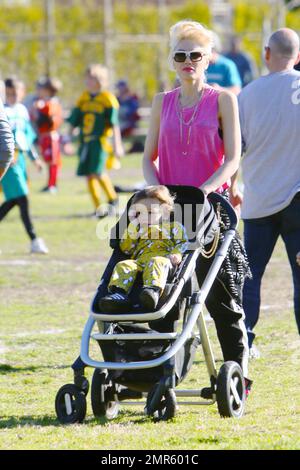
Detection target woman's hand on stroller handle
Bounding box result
[199,185,209,197]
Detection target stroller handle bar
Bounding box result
[208,192,238,231]
[80,228,236,370]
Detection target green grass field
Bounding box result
[0,154,299,450]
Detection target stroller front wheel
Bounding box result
[216,361,246,418]
[55,384,87,424]
[145,383,177,421]
[91,369,119,420]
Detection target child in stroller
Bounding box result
[99,185,189,313]
[55,185,250,423]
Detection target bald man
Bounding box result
[0,92,14,181]
[236,28,300,357]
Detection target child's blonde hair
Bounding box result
[131,185,175,214]
[86,63,109,89]
[168,20,213,70]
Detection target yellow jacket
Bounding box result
[120,221,189,264]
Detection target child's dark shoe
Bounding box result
[99,289,132,313]
[139,287,160,311]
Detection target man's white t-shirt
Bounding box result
[238,69,300,219]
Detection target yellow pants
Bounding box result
[87,174,117,209]
[109,256,171,293]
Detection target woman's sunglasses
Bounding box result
[173,50,206,63]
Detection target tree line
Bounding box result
[0,0,298,105]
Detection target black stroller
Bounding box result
[55,185,247,423]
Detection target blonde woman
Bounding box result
[68,64,124,216]
[143,20,251,393]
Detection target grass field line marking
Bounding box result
[0,259,35,266]
[0,258,106,266]
[4,328,68,338]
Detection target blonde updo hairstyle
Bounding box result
[168,20,214,71]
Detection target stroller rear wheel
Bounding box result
[216,361,246,418]
[55,384,87,424]
[145,383,177,421]
[91,369,119,420]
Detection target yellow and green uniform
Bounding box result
[68,90,119,176]
[109,221,189,292]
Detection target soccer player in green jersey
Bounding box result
[68,64,124,216]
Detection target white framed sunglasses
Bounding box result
[173,50,207,63]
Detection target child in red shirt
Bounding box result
[31,77,63,193]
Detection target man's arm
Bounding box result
[112,124,124,159]
[229,169,243,215]
[0,97,14,181]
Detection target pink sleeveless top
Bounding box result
[157,86,228,192]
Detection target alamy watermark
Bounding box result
[95,195,212,251]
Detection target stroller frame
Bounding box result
[55,189,246,423]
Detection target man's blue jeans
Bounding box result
[243,193,300,347]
